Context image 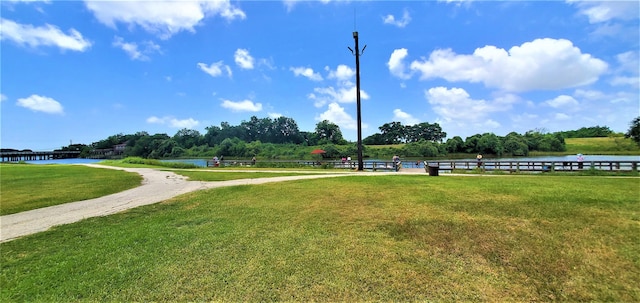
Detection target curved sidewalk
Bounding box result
[1,164,415,243]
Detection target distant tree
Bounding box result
[406,122,447,143]
[172,128,202,149]
[126,133,170,158]
[503,132,529,156]
[444,136,464,153]
[464,134,481,153]
[363,133,386,145]
[625,116,640,146]
[271,116,303,144]
[379,122,405,144]
[477,133,504,156]
[315,120,345,144]
[560,126,613,138]
[204,125,222,146]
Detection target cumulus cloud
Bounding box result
[383,9,411,28]
[147,116,199,128]
[84,0,245,39]
[234,48,254,69]
[112,36,160,61]
[197,61,232,78]
[0,18,91,51]
[308,86,370,107]
[387,48,412,79]
[570,0,639,23]
[283,0,331,12]
[393,109,420,125]
[316,102,366,131]
[545,95,579,109]
[424,87,517,132]
[290,67,323,81]
[308,64,369,108]
[16,94,64,114]
[408,38,608,92]
[1,94,7,102]
[220,99,262,112]
[326,64,355,81]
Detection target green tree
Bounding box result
[271,116,303,144]
[379,122,405,144]
[444,136,464,153]
[406,122,447,143]
[315,120,345,144]
[625,116,640,146]
[477,133,504,156]
[503,132,529,156]
[172,129,202,149]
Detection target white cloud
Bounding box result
[570,0,639,23]
[197,61,232,77]
[383,9,411,28]
[327,64,355,81]
[268,112,283,119]
[424,87,517,133]
[309,64,368,107]
[0,18,91,51]
[84,0,245,39]
[309,86,370,107]
[112,36,160,61]
[0,94,7,102]
[387,48,412,79]
[610,76,640,88]
[616,51,639,74]
[220,99,262,112]
[234,48,254,69]
[393,109,420,125]
[283,0,331,12]
[316,102,366,131]
[409,38,608,92]
[146,116,199,128]
[290,67,323,81]
[545,95,579,108]
[16,94,64,114]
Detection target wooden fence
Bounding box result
[206,159,638,173]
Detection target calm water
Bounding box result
[21,158,103,165]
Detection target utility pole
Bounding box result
[349,31,366,171]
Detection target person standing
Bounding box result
[476,154,483,168]
[392,155,401,172]
[577,153,584,169]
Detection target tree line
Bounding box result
[58,115,640,160]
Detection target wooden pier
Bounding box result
[0,150,81,162]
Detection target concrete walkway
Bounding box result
[0,164,424,243]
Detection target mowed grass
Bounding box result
[1,175,639,301]
[565,137,640,154]
[171,170,337,181]
[0,164,142,215]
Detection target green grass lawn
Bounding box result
[170,170,336,181]
[1,175,638,301]
[0,164,142,215]
[561,137,638,154]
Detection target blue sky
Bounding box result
[1,0,638,150]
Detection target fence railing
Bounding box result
[206,159,639,173]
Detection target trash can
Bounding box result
[427,164,439,176]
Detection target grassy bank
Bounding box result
[564,137,640,154]
[0,164,142,215]
[2,175,638,301]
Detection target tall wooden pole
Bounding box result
[353,31,364,171]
